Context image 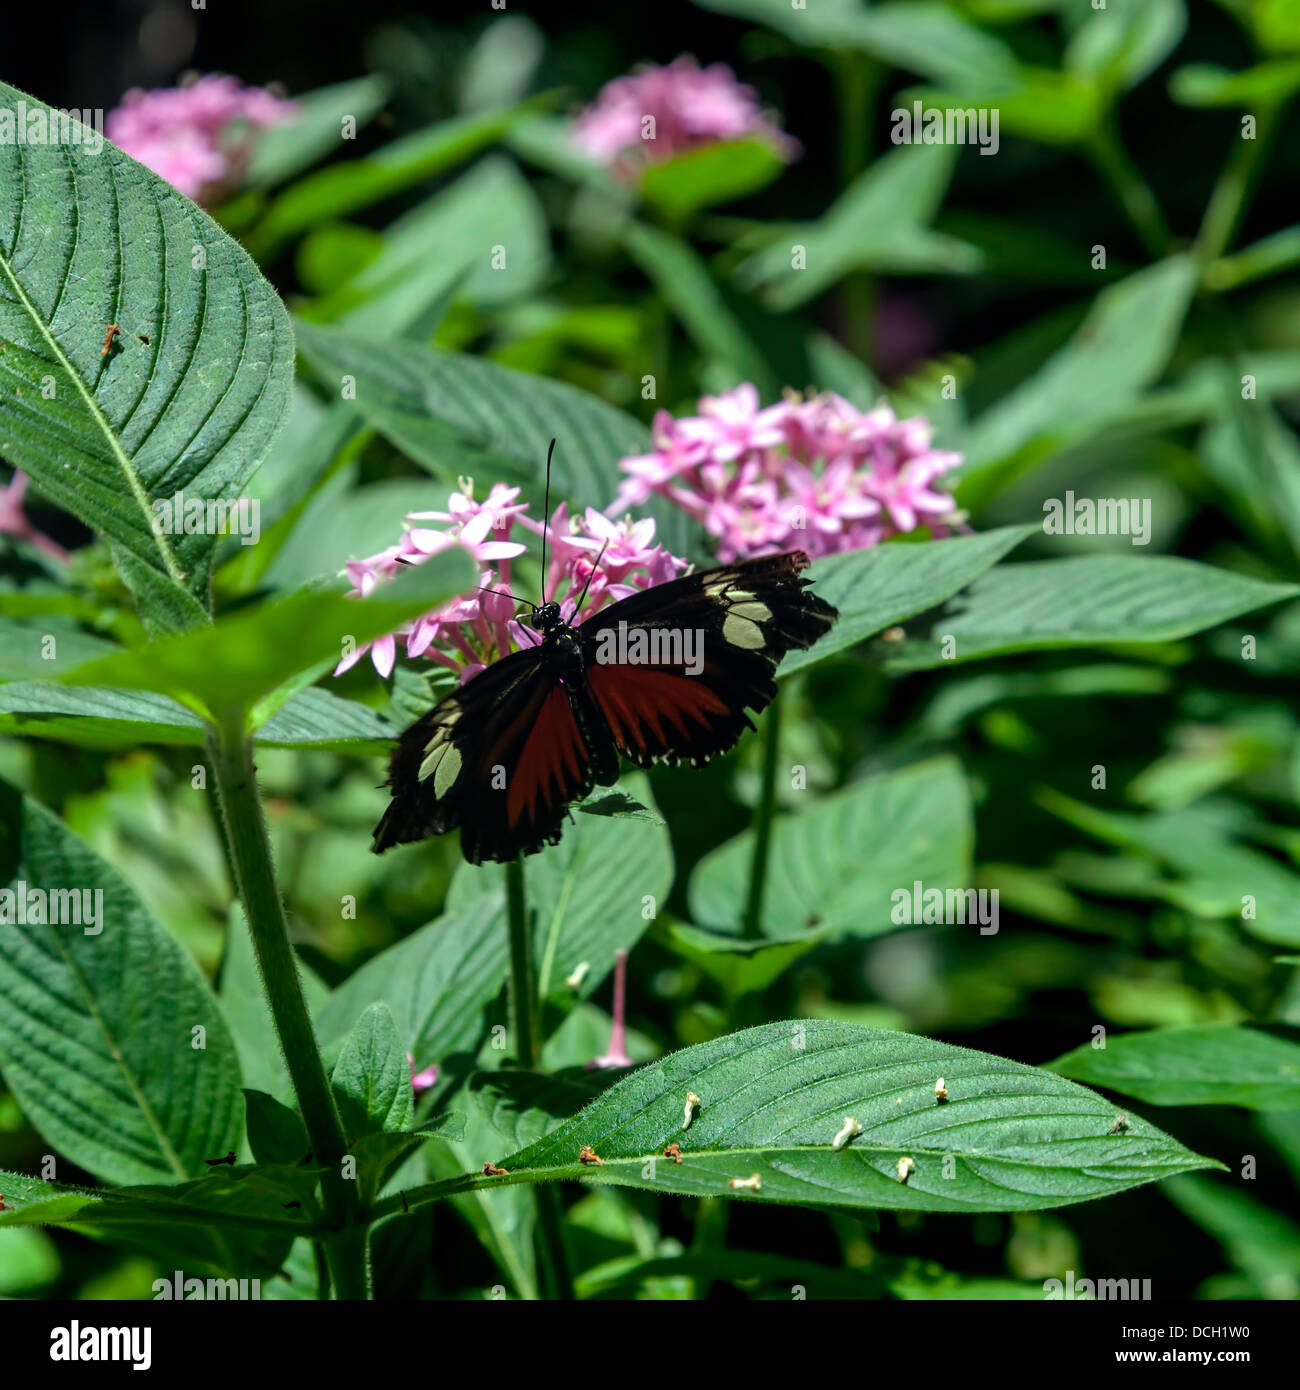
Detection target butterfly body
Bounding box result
[373,550,837,863]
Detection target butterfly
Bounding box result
[372,547,837,864]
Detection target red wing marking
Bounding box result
[507,685,588,828]
[587,664,730,753]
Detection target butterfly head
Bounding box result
[530,600,564,632]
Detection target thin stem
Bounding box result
[1086,117,1171,259]
[1194,105,1283,267]
[834,54,881,365]
[535,1187,576,1300]
[207,713,370,1300]
[503,855,574,1299]
[504,857,536,1068]
[741,692,783,940]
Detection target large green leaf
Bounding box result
[887,556,1299,669]
[302,156,549,329]
[736,143,979,309]
[1049,1025,1300,1110]
[0,681,392,751]
[294,320,690,554]
[53,544,474,717]
[957,258,1198,505]
[245,105,526,258]
[314,893,509,1067]
[1039,792,1300,948]
[482,1021,1219,1213]
[448,775,673,998]
[0,82,294,632]
[782,524,1035,676]
[689,757,972,938]
[245,76,391,190]
[0,791,242,1185]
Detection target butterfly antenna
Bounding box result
[572,538,609,619]
[540,437,556,603]
[475,584,537,612]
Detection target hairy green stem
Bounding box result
[741,692,782,940]
[208,713,370,1300]
[504,855,574,1298]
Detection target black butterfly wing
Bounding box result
[372,644,616,864]
[577,550,837,769]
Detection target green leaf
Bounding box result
[736,143,979,309]
[666,922,825,995]
[1038,792,1300,948]
[301,156,550,331]
[577,791,662,823]
[782,525,1036,676]
[0,1165,317,1240]
[0,681,391,751]
[1049,1025,1300,1109]
[0,791,242,1185]
[1066,0,1187,96]
[0,82,294,631]
[489,1020,1218,1212]
[315,893,510,1066]
[242,1090,310,1166]
[1164,1174,1300,1299]
[639,138,786,222]
[697,0,1021,89]
[245,105,526,258]
[903,67,1102,146]
[331,1000,414,1141]
[1169,59,1300,109]
[689,757,972,939]
[448,774,674,998]
[54,545,474,717]
[295,319,692,556]
[245,76,392,189]
[621,221,776,396]
[469,1070,618,1154]
[886,556,1300,669]
[219,907,330,1102]
[958,258,1198,504]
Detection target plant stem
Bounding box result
[1086,118,1171,259]
[1194,105,1283,267]
[504,857,536,1068]
[741,692,782,939]
[208,712,370,1300]
[502,856,573,1298]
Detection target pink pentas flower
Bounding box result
[333,479,689,684]
[586,949,633,1070]
[572,56,798,173]
[408,1054,438,1093]
[106,73,295,204]
[611,387,964,563]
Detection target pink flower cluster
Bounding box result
[612,386,964,563]
[572,56,798,170]
[334,481,689,682]
[106,74,294,203]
